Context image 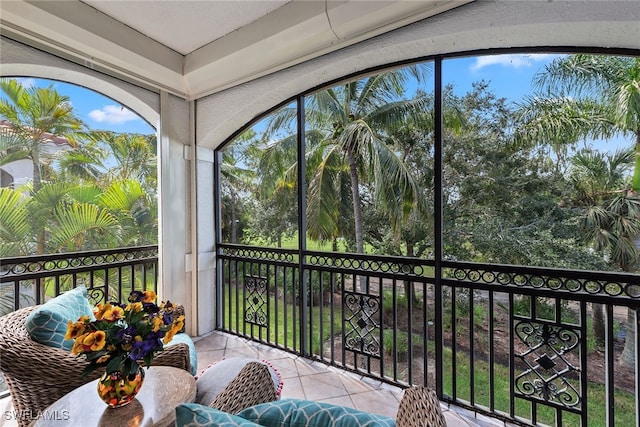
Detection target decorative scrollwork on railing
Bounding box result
[343,292,381,357]
[308,254,426,277]
[0,247,158,278]
[245,275,268,327]
[444,264,640,299]
[220,247,295,263]
[87,287,107,305]
[513,319,581,409]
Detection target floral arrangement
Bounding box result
[65,290,185,377]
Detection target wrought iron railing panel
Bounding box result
[343,291,382,358]
[513,318,583,411]
[0,246,158,312]
[218,244,640,427]
[244,275,268,327]
[442,261,640,307]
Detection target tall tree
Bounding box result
[516,54,640,365]
[0,78,92,256]
[516,55,640,189]
[265,69,428,263]
[220,132,257,244]
[570,148,637,342]
[0,79,91,193]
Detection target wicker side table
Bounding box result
[32,366,195,427]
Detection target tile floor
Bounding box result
[0,330,509,427]
[192,331,505,427]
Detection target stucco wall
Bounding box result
[196,0,640,151]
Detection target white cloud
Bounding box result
[470,54,558,71]
[88,105,139,124]
[17,78,36,88]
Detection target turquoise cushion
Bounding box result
[238,399,396,427]
[166,332,198,375]
[25,286,94,351]
[176,403,262,427]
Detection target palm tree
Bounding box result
[220,132,257,244]
[516,55,640,186]
[0,79,92,193]
[0,125,29,169]
[265,69,428,264]
[0,78,93,257]
[0,187,31,256]
[570,148,637,342]
[516,54,640,365]
[101,132,157,188]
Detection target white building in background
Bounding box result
[0,119,73,189]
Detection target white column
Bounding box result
[158,90,193,333]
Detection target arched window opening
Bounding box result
[216,50,640,427]
[0,77,158,257]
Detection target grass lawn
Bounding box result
[443,349,635,427]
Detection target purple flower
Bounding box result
[115,325,138,345]
[128,291,145,303]
[162,312,173,324]
[129,339,159,360]
[143,302,159,314]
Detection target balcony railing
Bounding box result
[0,245,159,397]
[0,245,159,312]
[218,243,640,427]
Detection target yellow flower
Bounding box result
[71,334,87,355]
[152,316,164,332]
[96,354,111,364]
[126,302,143,313]
[82,331,107,351]
[104,305,124,322]
[64,320,86,340]
[94,302,113,320]
[163,315,184,344]
[142,291,156,303]
[163,330,176,344]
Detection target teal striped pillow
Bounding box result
[176,403,262,427]
[25,286,94,350]
[238,399,396,427]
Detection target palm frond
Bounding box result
[0,187,31,244]
[50,203,118,251]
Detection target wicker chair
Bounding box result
[0,305,192,427]
[396,386,447,427]
[209,361,278,414]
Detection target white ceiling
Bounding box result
[81,0,291,55]
[0,0,472,99]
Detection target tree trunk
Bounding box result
[346,148,366,292]
[230,191,238,243]
[32,140,47,299]
[592,303,605,345]
[404,242,418,305]
[631,131,640,193]
[619,308,637,368]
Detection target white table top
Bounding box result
[33,366,196,427]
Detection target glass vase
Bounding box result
[97,368,145,408]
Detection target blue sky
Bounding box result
[9,52,635,154]
[14,77,155,135]
[444,53,633,154]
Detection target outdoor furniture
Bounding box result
[0,296,195,427]
[207,361,279,414]
[195,357,283,406]
[177,381,447,426]
[32,366,196,427]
